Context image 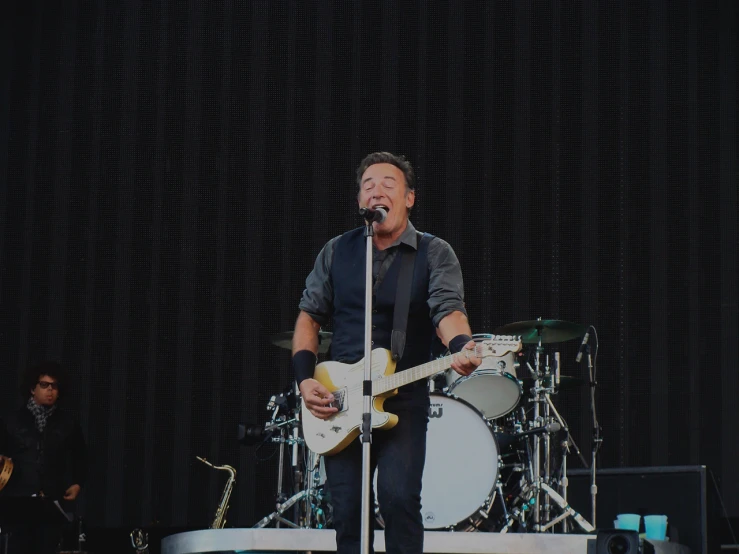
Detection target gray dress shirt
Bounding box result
[299,220,467,328]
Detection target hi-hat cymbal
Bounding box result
[494,319,586,344]
[269,330,333,354]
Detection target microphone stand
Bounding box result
[587,345,601,528]
[360,218,375,554]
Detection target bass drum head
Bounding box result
[421,393,499,529]
[373,395,500,530]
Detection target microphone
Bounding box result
[575,331,590,363]
[514,421,562,439]
[359,206,387,223]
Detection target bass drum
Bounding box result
[445,333,522,419]
[375,393,500,531]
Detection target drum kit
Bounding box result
[248,318,599,534]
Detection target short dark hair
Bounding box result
[355,152,416,193]
[23,361,66,396]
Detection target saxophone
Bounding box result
[196,456,236,529]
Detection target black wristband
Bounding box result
[293,350,317,386]
[449,334,473,354]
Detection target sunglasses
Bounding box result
[37,381,59,390]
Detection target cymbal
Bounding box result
[494,319,586,344]
[268,330,333,354]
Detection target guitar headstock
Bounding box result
[472,335,523,358]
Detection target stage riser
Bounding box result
[161,528,690,554]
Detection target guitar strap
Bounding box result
[391,232,429,361]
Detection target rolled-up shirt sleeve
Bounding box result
[298,237,338,326]
[427,237,467,327]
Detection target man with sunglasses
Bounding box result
[0,361,87,554]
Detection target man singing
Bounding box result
[292,152,480,554]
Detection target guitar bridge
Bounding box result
[329,388,348,412]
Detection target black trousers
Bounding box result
[324,403,428,554]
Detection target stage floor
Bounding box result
[161,528,691,554]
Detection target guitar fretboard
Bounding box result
[372,350,474,396]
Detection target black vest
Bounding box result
[329,227,436,387]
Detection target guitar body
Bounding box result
[301,348,399,456]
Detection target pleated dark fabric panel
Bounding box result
[0,0,736,527]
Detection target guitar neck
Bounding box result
[372,351,469,396]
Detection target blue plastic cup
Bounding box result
[615,513,641,532]
[644,515,668,541]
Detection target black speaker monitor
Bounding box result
[567,465,717,554]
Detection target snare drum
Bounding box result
[445,334,523,419]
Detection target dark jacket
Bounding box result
[0,403,87,500]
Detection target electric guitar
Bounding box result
[301,336,522,455]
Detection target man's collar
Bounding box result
[382,220,418,250]
[400,220,419,249]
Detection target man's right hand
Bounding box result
[299,379,338,420]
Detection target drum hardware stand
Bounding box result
[526,329,559,531]
[517,332,595,534]
[542,390,588,532]
[253,448,328,529]
[518,481,594,533]
[528,326,545,529]
[253,393,329,530]
[494,480,510,527]
[502,441,593,534]
[520,327,597,534]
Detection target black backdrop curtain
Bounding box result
[0,0,737,529]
